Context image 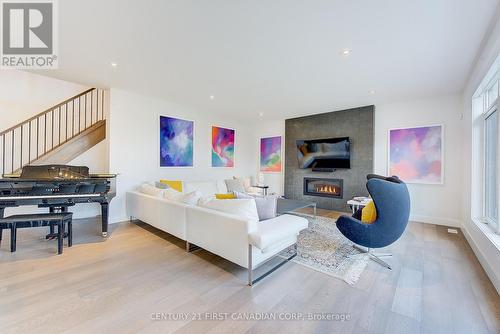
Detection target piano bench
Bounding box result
[0,213,73,254]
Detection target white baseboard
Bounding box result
[409,214,461,227]
[461,221,500,294]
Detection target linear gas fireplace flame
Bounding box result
[317,185,340,195]
[303,177,343,198]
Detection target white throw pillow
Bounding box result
[181,191,203,205]
[163,188,184,202]
[225,179,246,193]
[234,176,252,192]
[201,198,259,223]
[139,183,166,197]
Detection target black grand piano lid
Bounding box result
[20,165,90,179]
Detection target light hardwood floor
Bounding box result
[0,212,499,334]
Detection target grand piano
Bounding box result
[0,165,116,237]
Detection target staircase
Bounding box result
[0,88,107,176]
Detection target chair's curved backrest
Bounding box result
[367,177,411,248]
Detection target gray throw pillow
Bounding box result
[225,179,246,193]
[155,181,170,189]
[235,191,277,221]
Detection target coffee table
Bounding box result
[277,198,317,218]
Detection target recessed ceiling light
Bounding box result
[210,95,215,100]
[340,49,352,56]
[258,112,264,117]
[369,90,376,95]
[110,62,118,68]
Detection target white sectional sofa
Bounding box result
[126,191,189,240]
[126,180,308,285]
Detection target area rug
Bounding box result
[279,214,369,285]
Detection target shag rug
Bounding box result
[279,214,369,285]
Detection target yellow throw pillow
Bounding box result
[361,200,377,224]
[215,193,236,199]
[159,180,183,192]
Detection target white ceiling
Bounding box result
[37,0,499,120]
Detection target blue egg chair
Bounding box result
[336,174,411,269]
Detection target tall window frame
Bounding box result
[474,55,500,234]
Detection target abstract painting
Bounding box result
[159,116,194,167]
[211,126,235,167]
[260,136,282,172]
[389,125,443,184]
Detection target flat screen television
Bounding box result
[296,137,350,169]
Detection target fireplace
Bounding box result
[303,177,343,198]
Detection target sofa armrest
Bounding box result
[186,206,257,268]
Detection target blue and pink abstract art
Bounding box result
[211,126,235,167]
[389,125,443,184]
[159,116,194,167]
[260,136,282,172]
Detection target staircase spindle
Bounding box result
[2,134,5,176]
[51,110,54,150]
[90,90,93,125]
[58,107,61,146]
[28,121,31,163]
[78,96,81,133]
[20,125,23,168]
[65,103,68,142]
[72,100,75,136]
[84,94,87,129]
[44,113,47,154]
[11,131,14,173]
[36,117,39,159]
[102,90,105,120]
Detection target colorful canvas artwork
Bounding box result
[159,116,194,167]
[211,126,235,167]
[389,125,443,184]
[260,136,282,172]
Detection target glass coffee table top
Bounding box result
[277,198,317,217]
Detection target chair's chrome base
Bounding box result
[186,241,201,253]
[248,244,297,286]
[353,245,393,270]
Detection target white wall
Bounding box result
[374,95,464,227]
[462,11,500,293]
[0,71,88,130]
[108,89,258,223]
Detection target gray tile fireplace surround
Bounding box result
[284,106,374,212]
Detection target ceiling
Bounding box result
[37,0,499,121]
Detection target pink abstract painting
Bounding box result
[260,136,282,172]
[389,125,443,184]
[211,126,235,167]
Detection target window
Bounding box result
[473,54,500,234]
[484,108,498,227]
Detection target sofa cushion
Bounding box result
[184,181,220,197]
[181,191,203,205]
[235,192,277,221]
[163,188,184,201]
[225,179,246,193]
[249,214,308,250]
[200,198,259,223]
[139,183,166,197]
